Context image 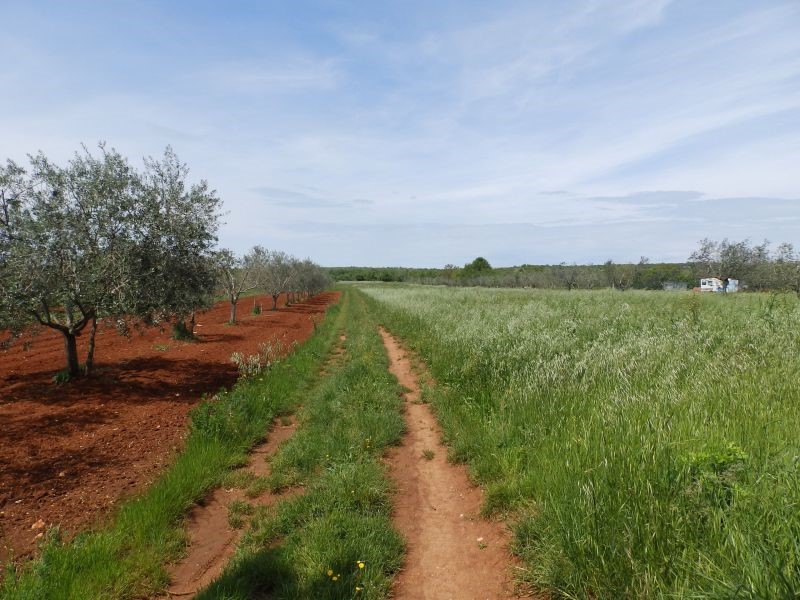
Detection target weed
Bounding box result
[230,340,285,378]
[228,500,255,529]
[52,368,72,384]
[220,469,256,490]
[421,449,435,461]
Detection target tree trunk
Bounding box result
[84,316,98,375]
[62,331,80,377]
[272,294,279,310]
[230,300,237,324]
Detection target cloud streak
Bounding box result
[0,0,798,265]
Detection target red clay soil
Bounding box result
[0,292,339,563]
[379,328,530,600]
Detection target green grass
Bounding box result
[196,288,405,600]
[358,284,800,599]
[1,297,343,600]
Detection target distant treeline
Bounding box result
[328,239,800,292]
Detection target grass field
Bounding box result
[359,284,800,598]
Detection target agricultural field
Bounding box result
[0,292,337,564]
[359,284,800,598]
[3,282,799,599]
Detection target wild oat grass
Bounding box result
[359,284,800,599]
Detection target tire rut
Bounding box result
[159,416,298,598]
[379,327,528,600]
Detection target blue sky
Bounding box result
[2,0,799,267]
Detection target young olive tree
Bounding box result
[0,144,221,377]
[217,246,267,323]
[261,250,295,310]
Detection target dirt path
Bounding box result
[162,332,349,597]
[379,328,524,600]
[161,416,299,597]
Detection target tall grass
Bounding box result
[359,284,800,598]
[1,300,342,600]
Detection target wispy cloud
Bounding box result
[190,58,341,94]
[251,186,372,209]
[0,0,798,265]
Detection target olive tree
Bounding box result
[291,258,329,301]
[0,144,221,377]
[775,243,800,294]
[261,250,295,310]
[217,246,267,323]
[134,147,220,339]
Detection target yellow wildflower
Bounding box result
[357,560,365,569]
[327,569,333,577]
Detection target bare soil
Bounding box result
[379,328,528,600]
[0,292,339,563]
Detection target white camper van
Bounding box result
[699,277,738,292]
[700,277,723,292]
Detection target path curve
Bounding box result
[379,328,525,600]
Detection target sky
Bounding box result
[1,0,799,267]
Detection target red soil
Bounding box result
[0,292,339,563]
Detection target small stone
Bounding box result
[31,519,45,530]
[58,471,65,477]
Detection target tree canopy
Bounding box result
[0,144,221,376]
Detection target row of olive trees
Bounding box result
[0,144,331,379]
[217,247,330,324]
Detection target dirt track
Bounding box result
[380,328,525,600]
[162,416,299,598]
[0,292,339,562]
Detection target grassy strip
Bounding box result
[1,299,343,600]
[197,288,405,600]
[357,284,800,598]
